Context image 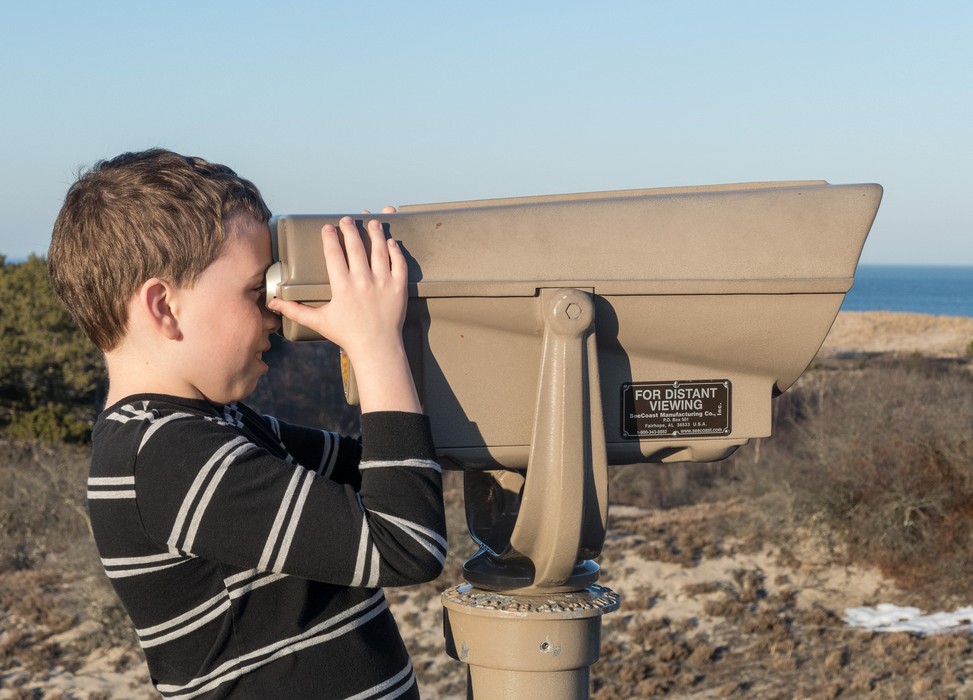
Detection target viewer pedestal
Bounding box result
[442,584,620,700]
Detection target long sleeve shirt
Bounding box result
[87,394,446,699]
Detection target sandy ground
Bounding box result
[4,311,972,699]
[399,498,922,699]
[819,310,973,358]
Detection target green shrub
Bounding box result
[0,256,105,442]
[5,403,93,443]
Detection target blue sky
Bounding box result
[1,1,970,264]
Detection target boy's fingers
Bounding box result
[366,219,392,273]
[336,216,370,274]
[267,298,320,327]
[387,238,408,281]
[320,224,349,284]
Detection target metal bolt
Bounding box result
[565,303,582,320]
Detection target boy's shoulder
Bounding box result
[92,394,261,449]
[92,394,282,456]
[90,395,280,481]
[96,394,228,428]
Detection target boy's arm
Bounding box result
[259,411,363,489]
[131,410,445,586]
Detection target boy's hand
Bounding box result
[268,214,421,414]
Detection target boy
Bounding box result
[47,149,446,699]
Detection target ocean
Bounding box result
[841,265,973,318]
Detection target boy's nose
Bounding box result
[262,303,281,333]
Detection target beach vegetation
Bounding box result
[0,256,105,442]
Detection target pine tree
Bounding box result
[0,255,105,442]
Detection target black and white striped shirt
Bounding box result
[88,395,446,699]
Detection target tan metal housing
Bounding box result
[268,180,880,466]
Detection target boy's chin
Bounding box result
[234,375,268,403]
[206,381,260,406]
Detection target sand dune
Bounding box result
[820,310,973,358]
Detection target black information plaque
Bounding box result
[621,380,731,439]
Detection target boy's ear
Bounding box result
[139,278,182,341]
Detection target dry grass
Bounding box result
[0,441,142,695]
[742,355,973,600]
[610,350,973,603]
[0,441,90,571]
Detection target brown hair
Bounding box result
[48,149,272,351]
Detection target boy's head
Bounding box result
[48,149,272,352]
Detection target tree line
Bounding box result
[0,255,105,442]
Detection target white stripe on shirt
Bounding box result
[345,661,416,700]
[101,552,190,579]
[137,589,231,647]
[358,458,440,472]
[371,511,448,566]
[351,517,373,587]
[183,442,258,552]
[272,471,314,573]
[156,590,389,699]
[138,412,194,454]
[169,436,249,553]
[318,430,339,478]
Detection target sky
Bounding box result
[1,1,970,265]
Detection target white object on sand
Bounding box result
[843,604,973,634]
